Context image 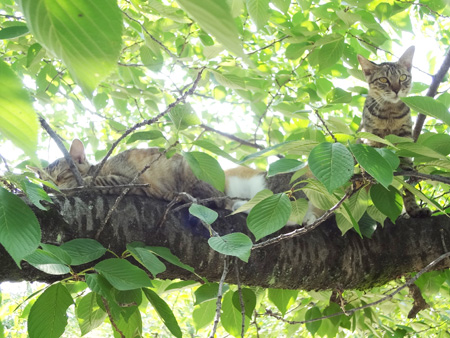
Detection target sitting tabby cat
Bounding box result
[38,139,228,208]
[225,166,324,225]
[357,46,431,217]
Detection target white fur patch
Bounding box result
[226,174,267,199]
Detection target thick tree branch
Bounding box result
[2,194,450,291]
[413,50,450,140]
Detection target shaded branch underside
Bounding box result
[2,194,450,291]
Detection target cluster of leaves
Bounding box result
[1,0,450,336]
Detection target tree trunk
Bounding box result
[1,194,449,290]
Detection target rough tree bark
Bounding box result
[1,193,449,290]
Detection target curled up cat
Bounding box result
[357,46,431,217]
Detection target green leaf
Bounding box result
[193,140,238,163]
[113,310,142,338]
[230,189,273,215]
[246,0,270,30]
[289,198,309,225]
[349,144,393,189]
[221,291,250,337]
[208,232,253,262]
[267,159,306,177]
[126,130,165,144]
[175,0,246,59]
[143,288,182,338]
[267,288,298,315]
[22,181,52,211]
[194,283,230,305]
[0,23,29,39]
[308,142,354,193]
[232,288,257,319]
[168,104,200,130]
[374,148,400,170]
[395,142,446,160]
[305,307,322,335]
[370,184,403,223]
[20,0,123,96]
[318,36,344,70]
[247,193,292,241]
[272,0,291,13]
[193,299,216,330]
[76,292,107,336]
[189,204,218,225]
[0,187,41,266]
[27,283,73,338]
[183,151,225,191]
[326,88,352,104]
[94,258,153,291]
[126,243,166,277]
[84,274,121,319]
[0,60,39,162]
[402,96,450,126]
[146,246,196,275]
[60,239,106,265]
[24,249,70,275]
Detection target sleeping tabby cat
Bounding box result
[38,140,320,225]
[38,139,228,208]
[357,46,431,217]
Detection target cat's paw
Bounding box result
[302,213,318,226]
[232,200,250,213]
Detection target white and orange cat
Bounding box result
[38,139,320,225]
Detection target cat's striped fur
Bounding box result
[39,139,228,208]
[357,46,430,218]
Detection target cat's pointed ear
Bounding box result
[69,139,87,164]
[398,46,415,71]
[357,54,378,77]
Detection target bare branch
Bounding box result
[252,188,359,250]
[39,117,84,187]
[395,171,450,186]
[90,67,206,184]
[413,50,450,140]
[314,109,337,142]
[262,251,450,325]
[209,257,229,338]
[200,124,264,150]
[235,262,246,338]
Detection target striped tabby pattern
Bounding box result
[40,139,228,207]
[357,47,430,218]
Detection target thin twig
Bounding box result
[394,171,450,185]
[348,32,432,77]
[314,109,337,142]
[252,188,359,250]
[200,124,264,150]
[247,36,291,55]
[39,117,84,186]
[396,0,450,19]
[56,184,150,193]
[209,257,229,338]
[261,251,450,325]
[122,11,177,59]
[413,50,450,140]
[235,262,246,338]
[102,297,125,338]
[0,153,11,172]
[90,67,206,184]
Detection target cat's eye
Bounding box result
[378,77,389,83]
[399,74,408,81]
